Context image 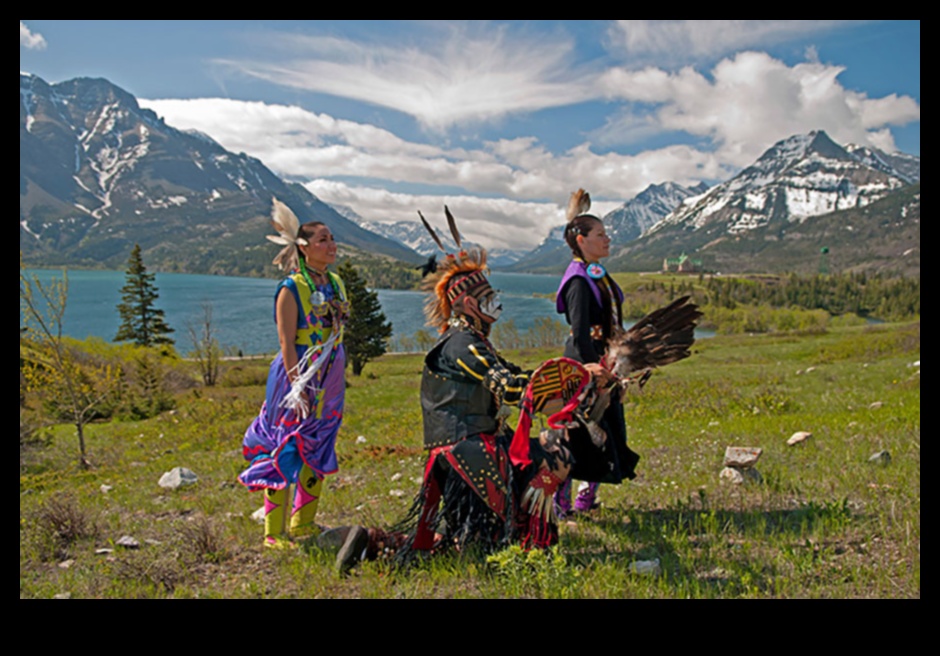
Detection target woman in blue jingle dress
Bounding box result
[238,198,349,548]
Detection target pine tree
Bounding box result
[337,260,392,376]
[115,244,175,348]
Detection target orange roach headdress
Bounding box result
[418,206,492,333]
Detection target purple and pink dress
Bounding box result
[239,270,349,492]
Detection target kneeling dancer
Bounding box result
[333,209,575,572]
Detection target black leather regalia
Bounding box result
[393,316,569,560]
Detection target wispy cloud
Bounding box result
[20,21,46,50]
[212,25,594,131]
[607,20,871,65]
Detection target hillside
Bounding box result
[19,73,423,280]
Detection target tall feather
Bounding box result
[267,197,305,271]
[444,205,462,250]
[566,188,591,222]
[418,211,447,252]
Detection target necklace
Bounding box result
[300,263,329,293]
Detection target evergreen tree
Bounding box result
[338,260,392,376]
[115,244,175,348]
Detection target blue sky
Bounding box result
[20,20,920,250]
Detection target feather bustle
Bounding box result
[607,296,703,377]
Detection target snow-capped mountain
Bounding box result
[506,181,709,273]
[20,73,421,276]
[605,181,710,240]
[608,130,920,275]
[649,130,915,236]
[343,215,524,268]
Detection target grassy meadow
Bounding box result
[20,320,920,599]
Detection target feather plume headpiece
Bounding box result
[566,188,592,223]
[417,206,491,333]
[266,197,308,271]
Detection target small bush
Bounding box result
[25,494,99,561]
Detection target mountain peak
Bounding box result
[20,72,423,275]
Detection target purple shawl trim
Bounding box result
[555,259,623,314]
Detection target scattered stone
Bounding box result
[53,592,72,599]
[868,450,891,465]
[909,360,920,368]
[720,447,764,484]
[356,435,367,444]
[720,467,745,485]
[787,431,812,446]
[58,559,75,569]
[723,446,762,468]
[390,472,402,482]
[389,489,406,497]
[116,535,140,549]
[869,401,884,410]
[100,484,113,493]
[158,467,198,489]
[630,559,662,576]
[252,506,265,522]
[95,548,114,555]
[144,538,163,546]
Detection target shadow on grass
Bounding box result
[559,497,855,595]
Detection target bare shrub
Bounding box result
[113,552,185,594]
[26,494,99,560]
[178,514,228,563]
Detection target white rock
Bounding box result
[100,484,113,493]
[868,450,891,465]
[787,431,812,446]
[58,559,75,569]
[630,559,662,575]
[116,535,140,549]
[251,506,265,522]
[356,435,367,444]
[720,467,745,485]
[869,401,884,410]
[723,446,763,468]
[390,472,402,482]
[158,467,198,489]
[389,489,406,497]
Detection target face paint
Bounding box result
[478,292,503,322]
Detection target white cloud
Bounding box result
[142,96,723,219]
[597,51,920,166]
[212,25,594,131]
[139,27,918,251]
[607,20,870,65]
[304,180,563,250]
[20,21,46,50]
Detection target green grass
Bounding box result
[20,322,920,598]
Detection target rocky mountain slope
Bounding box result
[19,73,422,277]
